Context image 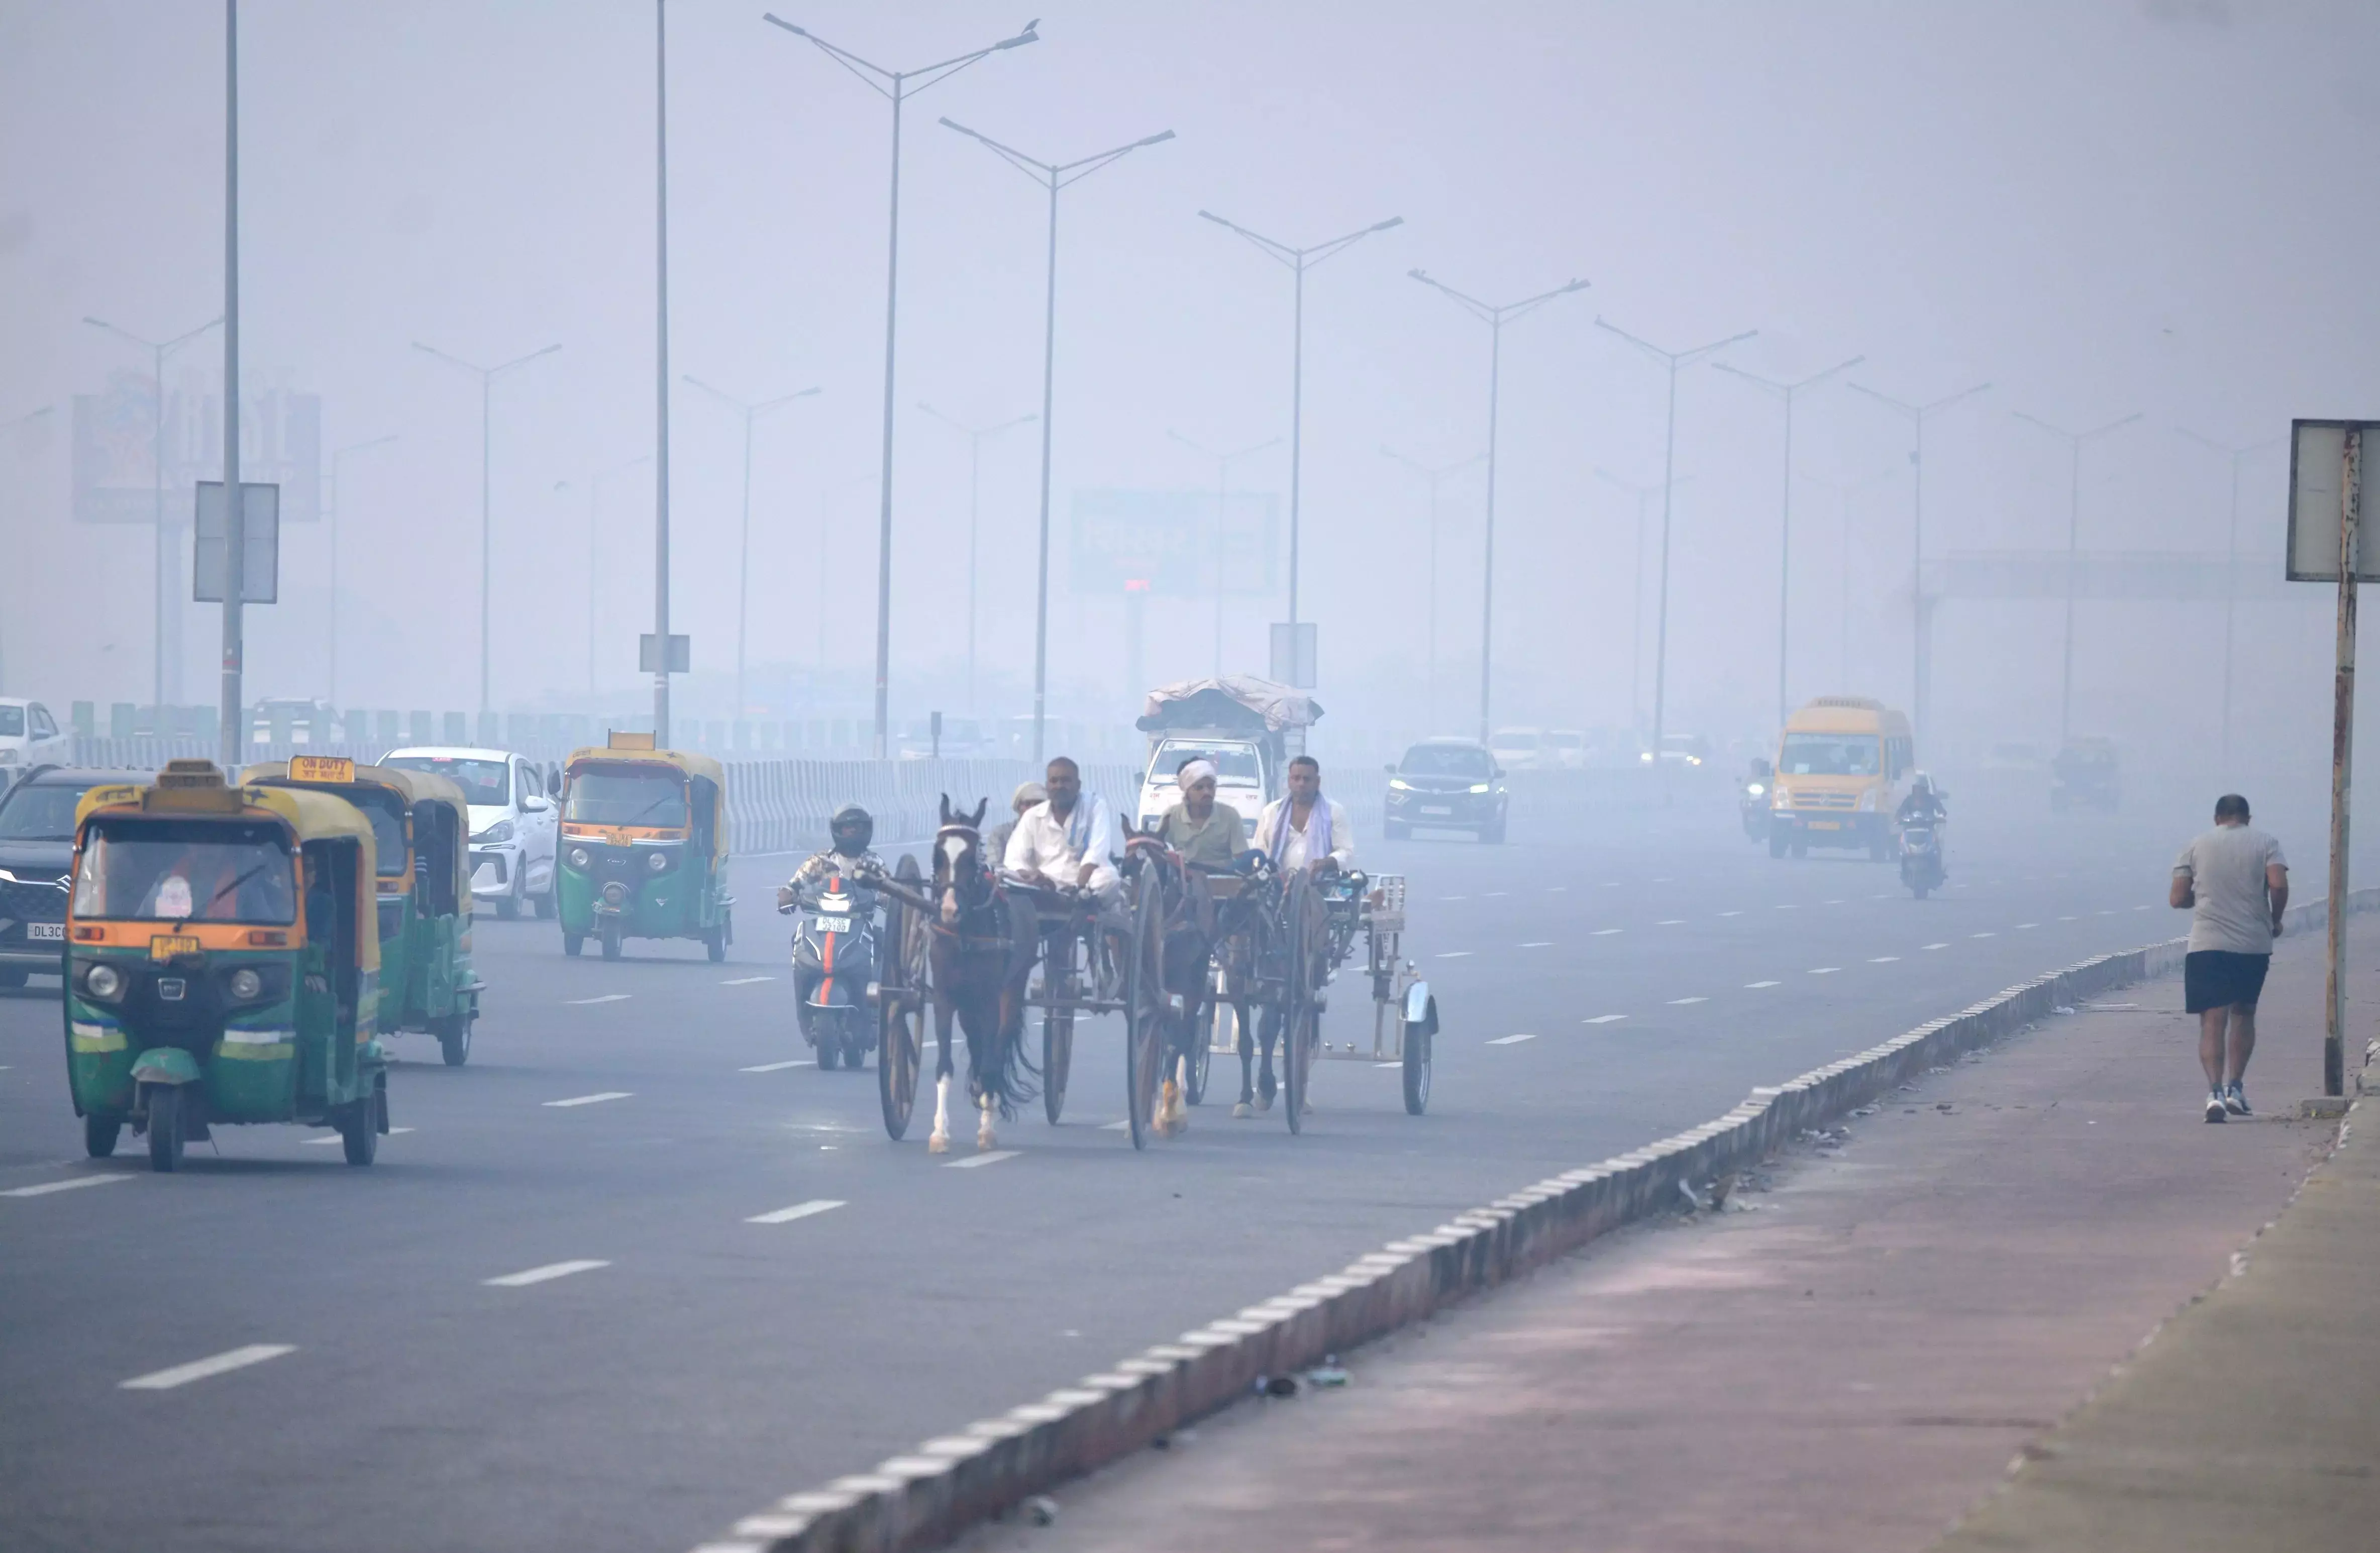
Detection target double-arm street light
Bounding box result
[2013,408,2139,748]
[685,377,820,717]
[1598,318,1757,794]
[1171,430,1282,677]
[411,339,561,714]
[1199,210,1403,656]
[82,314,223,708]
[2179,428,2288,776]
[1411,272,1590,742]
[1383,447,1483,732]
[1845,378,1989,746]
[921,403,1037,710]
[1713,354,1864,730]
[763,15,1040,759]
[943,117,1172,762]
[324,433,397,708]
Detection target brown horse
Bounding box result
[924,795,1039,1154]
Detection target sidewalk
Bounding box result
[955,925,2373,1553]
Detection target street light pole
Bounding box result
[1199,210,1403,650]
[1794,467,1901,694]
[686,377,820,718]
[764,15,1040,759]
[1713,354,1864,731]
[1845,378,1990,748]
[1597,318,1758,796]
[1412,272,1590,742]
[942,118,1172,763]
[1172,431,1282,678]
[2014,408,2140,749]
[412,339,561,716]
[217,0,246,769]
[1385,447,1484,732]
[324,433,397,709]
[921,403,1038,710]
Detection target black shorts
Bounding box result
[2185,950,2270,1013]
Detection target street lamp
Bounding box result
[1795,467,1901,691]
[1173,430,1282,677]
[1384,446,1484,732]
[686,376,820,717]
[1597,317,1757,794]
[411,339,561,714]
[1844,377,1990,746]
[1199,209,1403,651]
[762,13,1040,759]
[1411,271,1589,741]
[83,314,222,709]
[0,404,54,696]
[943,117,1172,763]
[2013,408,2139,748]
[2179,428,2287,777]
[324,433,397,709]
[920,402,1037,710]
[1712,353,1864,731]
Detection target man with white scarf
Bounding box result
[1005,755,1126,992]
[1252,754,1354,876]
[1158,757,1249,872]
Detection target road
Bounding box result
[0,785,2210,1553]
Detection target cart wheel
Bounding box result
[145,1084,184,1173]
[563,931,583,957]
[880,857,923,1138]
[1043,1010,1073,1123]
[1403,1009,1432,1116]
[1184,1002,1213,1106]
[438,1012,473,1068]
[1123,871,1166,1151]
[339,1091,377,1167]
[599,922,623,961]
[84,1113,122,1159]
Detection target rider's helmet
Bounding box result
[1911,771,1936,798]
[830,804,874,857]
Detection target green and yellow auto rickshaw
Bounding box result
[555,733,733,962]
[62,759,390,1171]
[243,756,483,1065]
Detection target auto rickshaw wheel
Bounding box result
[705,926,727,964]
[340,1094,378,1166]
[144,1085,184,1173]
[563,931,584,957]
[599,922,623,961]
[438,1012,473,1067]
[84,1113,122,1159]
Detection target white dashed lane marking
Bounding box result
[1871,956,1900,963]
[947,1151,1020,1169]
[485,1260,609,1288]
[1592,928,1623,937]
[1972,932,1997,939]
[566,994,632,1005]
[720,976,775,986]
[1488,1033,1538,1046]
[1809,967,1840,975]
[1520,941,1553,948]
[2015,922,2038,930]
[305,1127,414,1145]
[1657,919,1685,926]
[1668,996,1708,1006]
[1098,1119,1129,1131]
[1924,942,1949,950]
[1718,910,1742,917]
[121,1344,296,1391]
[740,1060,812,1073]
[544,1092,633,1108]
[5,1174,136,1198]
[1583,1014,1626,1025]
[1483,891,1508,897]
[1745,980,1780,989]
[746,1199,845,1225]
[1436,951,1473,960]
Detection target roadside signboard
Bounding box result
[192,480,279,603]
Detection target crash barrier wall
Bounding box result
[684,886,2379,1553]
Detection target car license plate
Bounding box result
[26,921,63,942]
[1809,820,1840,831]
[814,916,853,933]
[149,934,202,961]
[1418,805,1453,816]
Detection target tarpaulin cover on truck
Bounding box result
[1135,675,1323,734]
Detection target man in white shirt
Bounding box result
[2170,792,2288,1123]
[1003,757,1118,898]
[1252,755,1354,876]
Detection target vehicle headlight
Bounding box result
[646,849,670,873]
[477,819,515,845]
[228,967,264,1001]
[1388,778,1412,791]
[1747,783,1765,796]
[567,846,591,869]
[1469,783,1491,794]
[84,963,123,1000]
[600,881,629,906]
[1638,751,1653,763]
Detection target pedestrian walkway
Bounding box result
[956,924,2374,1553]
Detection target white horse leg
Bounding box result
[977,1091,997,1152]
[928,1073,952,1154]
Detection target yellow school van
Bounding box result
[1767,696,1914,860]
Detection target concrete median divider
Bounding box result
[686,886,2376,1553]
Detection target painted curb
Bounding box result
[688,890,2373,1553]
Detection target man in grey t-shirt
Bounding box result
[2170,793,2289,1123]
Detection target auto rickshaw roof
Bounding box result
[561,745,731,861]
[240,761,475,902]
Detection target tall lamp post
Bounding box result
[1199,210,1402,659]
[942,117,1172,762]
[1597,318,1757,795]
[1845,378,1989,746]
[921,403,1038,710]
[2013,408,2139,748]
[1384,446,1484,732]
[1795,467,1901,691]
[324,433,397,708]
[2180,428,2286,777]
[685,376,820,717]
[1411,272,1590,742]
[763,14,1040,759]
[0,404,54,695]
[1593,466,1690,737]
[1172,430,1282,677]
[1713,353,1864,731]
[411,339,561,714]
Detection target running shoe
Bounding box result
[2224,1083,2251,1117]
[2206,1089,2229,1123]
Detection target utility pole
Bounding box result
[921,404,1038,711]
[217,0,244,770]
[654,0,671,745]
[2014,408,2140,749]
[2181,428,2286,779]
[1173,430,1282,678]
[1385,447,1484,732]
[686,376,820,717]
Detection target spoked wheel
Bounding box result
[1402,1004,1433,1116]
[1184,1000,1214,1106]
[1042,932,1076,1123]
[879,857,924,1139]
[1123,871,1168,1151]
[1282,875,1320,1136]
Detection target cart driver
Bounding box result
[776,804,886,911]
[1157,758,1248,873]
[1004,756,1129,988]
[1251,755,1355,877]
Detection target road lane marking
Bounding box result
[2096,909,2114,916]
[1592,928,1623,937]
[2133,904,2151,911]
[1744,980,1780,989]
[1825,899,1844,905]
[1657,919,1685,926]
[1971,932,1997,939]
[740,1060,812,1073]
[1440,895,1468,902]
[1809,967,1840,975]
[1774,904,1797,910]
[747,1199,845,1225]
[1098,1119,1129,1130]
[1870,956,1900,963]
[566,994,632,1005]
[947,1150,1019,1169]
[2015,922,2039,930]
[1923,942,1949,950]
[1718,910,1742,917]
[721,975,775,985]
[1583,1014,1626,1024]
[121,1344,295,1391]
[1487,1033,1537,1046]
[1870,893,1893,900]
[305,1127,414,1145]
[485,1260,610,1287]
[4,1173,136,1199]
[1519,941,1553,948]
[1668,996,1708,1005]
[1484,891,1508,897]
[1545,886,1567,893]
[1436,951,1472,959]
[544,1092,633,1108]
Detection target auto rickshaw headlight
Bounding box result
[83,963,124,1001]
[646,849,670,873]
[567,846,591,870]
[228,967,264,1001]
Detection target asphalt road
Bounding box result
[0,786,2217,1553]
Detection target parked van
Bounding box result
[1767,696,1914,860]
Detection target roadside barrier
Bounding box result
[684,886,2378,1553]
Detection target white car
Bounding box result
[1488,726,1543,773]
[380,746,558,919]
[1542,729,1587,771]
[0,698,70,771]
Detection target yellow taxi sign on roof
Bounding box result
[606,731,657,751]
[288,755,355,784]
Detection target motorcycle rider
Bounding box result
[776,803,886,909]
[1896,772,1946,830]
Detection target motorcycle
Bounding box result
[1898,820,1944,899]
[1739,760,1774,843]
[783,874,882,1071]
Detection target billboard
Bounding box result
[72,371,321,525]
[1070,487,1278,596]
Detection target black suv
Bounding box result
[1384,738,1509,844]
[0,767,124,987]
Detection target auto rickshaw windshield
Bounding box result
[342,787,410,879]
[567,766,688,827]
[71,817,298,924]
